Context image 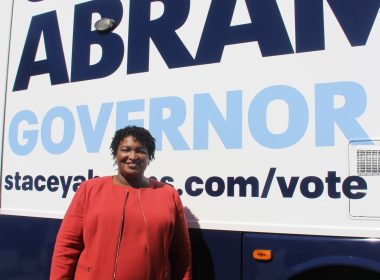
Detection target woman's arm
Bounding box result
[170,190,192,280]
[50,182,86,280]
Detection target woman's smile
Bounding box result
[116,136,149,181]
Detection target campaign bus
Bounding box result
[1,0,380,279]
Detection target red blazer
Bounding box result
[50,176,192,280]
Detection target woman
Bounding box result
[50,126,192,280]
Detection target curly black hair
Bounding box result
[110,126,156,161]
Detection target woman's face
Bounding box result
[116,136,149,179]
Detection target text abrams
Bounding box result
[12,0,379,91]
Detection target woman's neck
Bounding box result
[114,174,150,188]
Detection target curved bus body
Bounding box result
[1,0,380,279]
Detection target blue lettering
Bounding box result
[71,0,124,82]
[227,176,259,197]
[327,0,380,46]
[7,81,371,154]
[13,0,380,85]
[196,0,293,64]
[300,176,324,198]
[325,171,341,198]
[194,91,242,149]
[149,96,189,151]
[73,176,86,192]
[34,175,46,191]
[22,175,33,191]
[248,85,308,148]
[185,176,204,196]
[315,81,369,146]
[9,110,38,155]
[3,170,97,198]
[342,175,367,199]
[127,0,193,74]
[295,0,379,53]
[4,175,13,190]
[14,172,21,190]
[41,106,75,154]
[276,177,299,198]
[13,11,69,91]
[205,176,225,197]
[116,99,145,129]
[77,103,113,153]
[295,0,325,52]
[60,176,72,198]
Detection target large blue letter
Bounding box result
[77,103,113,153]
[13,11,69,91]
[248,85,308,148]
[327,0,379,46]
[315,81,369,146]
[295,0,379,53]
[41,106,75,154]
[149,96,189,151]
[9,110,38,155]
[127,0,194,74]
[71,0,124,82]
[194,91,242,149]
[116,99,145,129]
[295,0,325,53]
[196,0,293,64]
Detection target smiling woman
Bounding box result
[114,136,150,186]
[50,125,192,280]
[110,126,155,188]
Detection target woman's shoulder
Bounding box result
[80,176,112,190]
[151,178,172,189]
[150,178,179,196]
[85,175,111,184]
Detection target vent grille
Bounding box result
[357,149,380,176]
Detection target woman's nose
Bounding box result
[128,150,137,159]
